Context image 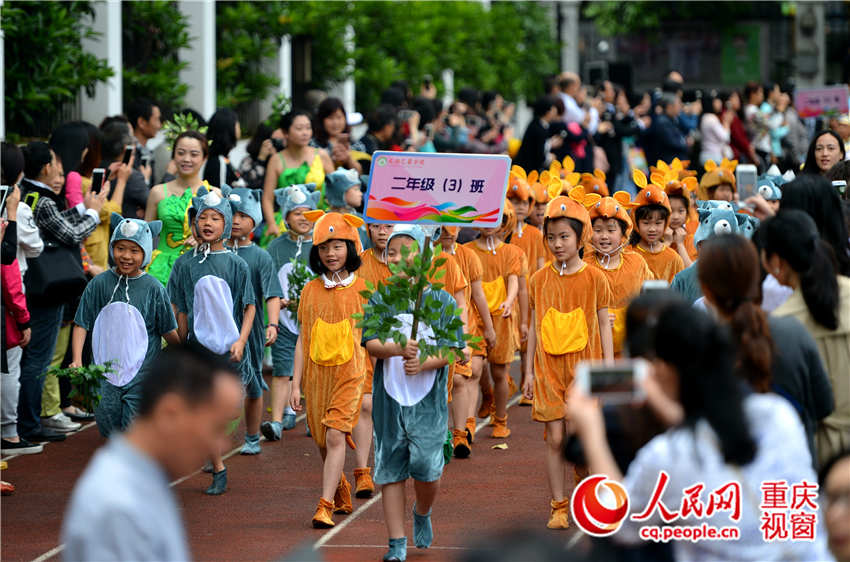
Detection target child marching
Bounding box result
[522,190,614,529]
[289,211,368,528]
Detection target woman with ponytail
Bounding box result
[698,233,833,465]
[763,210,850,467]
[569,302,830,560]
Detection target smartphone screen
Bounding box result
[122,145,134,165]
[588,366,638,404]
[576,360,648,405]
[735,164,758,202]
[0,185,9,216]
[91,168,105,194]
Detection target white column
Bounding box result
[279,34,292,101]
[342,25,355,115]
[560,0,580,72]
[178,0,216,118]
[80,0,122,126]
[442,69,454,108]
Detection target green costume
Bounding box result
[148,184,197,286]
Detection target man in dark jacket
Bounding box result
[642,94,690,166]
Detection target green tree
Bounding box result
[349,1,558,110]
[122,1,191,113]
[216,1,285,110]
[1,1,113,138]
[583,1,780,37]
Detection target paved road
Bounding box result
[2,365,582,561]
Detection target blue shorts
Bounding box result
[95,379,143,439]
[270,326,298,378]
[372,360,448,485]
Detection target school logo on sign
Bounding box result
[571,475,630,537]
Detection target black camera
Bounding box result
[271,138,285,152]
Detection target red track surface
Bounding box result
[2,366,581,561]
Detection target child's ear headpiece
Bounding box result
[303,209,325,223]
[110,212,124,232]
[633,169,648,189]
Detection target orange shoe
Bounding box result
[477,391,494,419]
[547,498,570,529]
[518,396,533,406]
[353,467,376,499]
[452,428,471,459]
[1,481,14,496]
[491,415,511,438]
[334,473,353,514]
[465,417,476,443]
[312,498,335,528]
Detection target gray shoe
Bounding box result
[41,413,81,433]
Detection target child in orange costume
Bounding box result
[657,169,699,266]
[578,168,610,197]
[290,211,368,529]
[521,192,614,530]
[439,226,496,453]
[579,188,653,357]
[697,158,737,202]
[526,176,550,230]
[629,171,685,283]
[464,203,523,439]
[349,223,393,500]
[507,166,547,272]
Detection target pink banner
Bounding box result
[364,151,510,228]
[794,86,849,118]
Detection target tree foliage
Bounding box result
[349,1,558,110]
[1,1,113,138]
[122,1,191,113]
[354,241,479,365]
[583,1,781,37]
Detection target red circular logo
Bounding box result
[571,475,630,536]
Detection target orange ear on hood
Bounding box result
[510,165,527,181]
[682,176,698,193]
[704,159,717,172]
[649,172,666,188]
[562,156,576,174]
[613,190,634,208]
[548,160,562,177]
[342,213,364,229]
[303,209,325,223]
[593,169,606,181]
[563,172,581,189]
[547,181,563,201]
[632,169,648,189]
[527,170,539,185]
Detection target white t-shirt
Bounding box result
[617,394,831,561]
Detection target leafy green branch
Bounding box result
[285,258,316,320]
[48,361,115,414]
[354,240,480,365]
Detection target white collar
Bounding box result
[322,271,355,289]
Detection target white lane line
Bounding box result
[30,545,64,562]
[322,544,472,550]
[314,393,523,551]
[2,422,97,463]
[29,414,307,562]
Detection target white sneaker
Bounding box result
[41,413,82,433]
